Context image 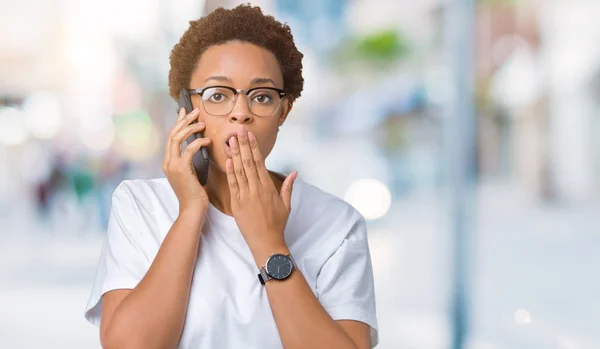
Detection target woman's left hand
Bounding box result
[226,129,298,264]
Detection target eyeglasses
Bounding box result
[188,86,287,117]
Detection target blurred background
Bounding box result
[1,0,599,348]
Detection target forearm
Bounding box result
[266,270,357,349]
[103,212,205,349]
[253,246,357,349]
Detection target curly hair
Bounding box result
[168,4,304,102]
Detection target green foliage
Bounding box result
[330,29,410,70]
[354,29,409,61]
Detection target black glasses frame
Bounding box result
[188,86,287,116]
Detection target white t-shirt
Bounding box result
[84,177,379,348]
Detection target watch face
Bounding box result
[266,254,293,280]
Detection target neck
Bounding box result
[204,164,286,217]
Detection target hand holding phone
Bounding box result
[161,96,211,214]
[178,89,210,186]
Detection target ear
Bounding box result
[278,99,294,127]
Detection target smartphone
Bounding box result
[178,89,210,186]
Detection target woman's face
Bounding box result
[188,41,291,174]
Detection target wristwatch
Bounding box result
[258,253,297,285]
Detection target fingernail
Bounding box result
[192,108,199,113]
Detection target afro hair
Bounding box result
[168,4,304,102]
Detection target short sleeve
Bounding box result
[316,214,379,347]
[84,183,151,326]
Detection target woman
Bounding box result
[84,4,378,349]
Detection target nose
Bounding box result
[227,93,253,124]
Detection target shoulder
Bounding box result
[289,180,371,288]
[104,178,178,249]
[110,178,178,225]
[112,178,176,209]
[293,178,364,225]
[289,179,367,252]
[113,177,173,200]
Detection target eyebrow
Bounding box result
[203,76,231,83]
[203,76,277,86]
[249,77,276,86]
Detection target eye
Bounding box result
[252,93,273,104]
[202,87,233,103]
[209,93,225,102]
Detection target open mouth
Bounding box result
[224,132,241,158]
[224,137,234,157]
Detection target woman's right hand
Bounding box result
[162,107,212,215]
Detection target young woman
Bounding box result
[84,5,378,349]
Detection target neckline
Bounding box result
[205,177,303,232]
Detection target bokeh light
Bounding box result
[23,92,63,140]
[0,107,28,146]
[514,308,532,325]
[344,178,392,220]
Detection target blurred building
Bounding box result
[475,0,600,202]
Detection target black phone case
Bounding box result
[178,89,210,186]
